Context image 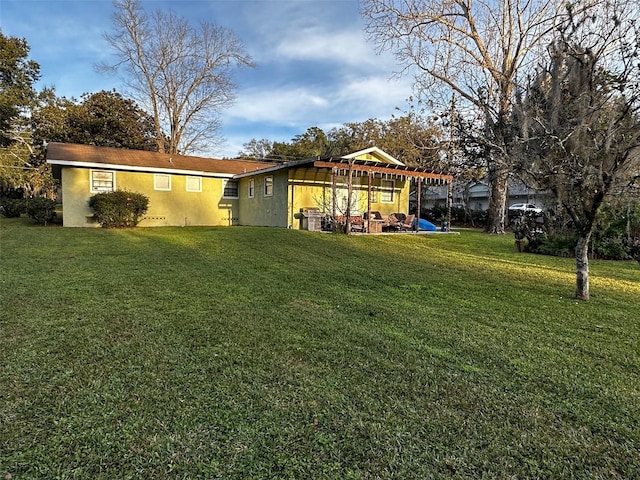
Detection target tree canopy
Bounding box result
[0,31,40,147]
[31,90,159,152]
[239,114,445,171]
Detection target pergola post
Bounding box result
[367,170,373,233]
[416,178,422,225]
[345,160,353,235]
[447,179,453,231]
[331,168,337,231]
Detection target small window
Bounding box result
[186,176,202,192]
[381,179,394,203]
[91,170,115,193]
[223,179,239,198]
[264,175,273,197]
[154,174,171,191]
[248,178,255,198]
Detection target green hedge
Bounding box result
[26,197,58,225]
[88,190,149,228]
[0,197,26,218]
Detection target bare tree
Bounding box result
[362,0,564,233]
[101,0,254,154]
[515,0,640,300]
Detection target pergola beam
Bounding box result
[314,160,453,182]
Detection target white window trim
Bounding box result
[264,175,274,197]
[248,178,255,198]
[90,170,116,193]
[222,179,239,199]
[381,179,395,203]
[186,176,202,192]
[154,174,172,191]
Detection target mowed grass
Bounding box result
[1,217,639,479]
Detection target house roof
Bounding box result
[46,142,453,184]
[46,142,273,178]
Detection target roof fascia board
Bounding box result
[46,159,236,178]
[233,158,316,179]
[343,146,404,165]
[314,160,453,181]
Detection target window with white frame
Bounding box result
[91,170,115,193]
[248,178,255,198]
[154,174,171,191]
[381,179,395,203]
[186,176,202,192]
[223,179,239,198]
[264,175,273,196]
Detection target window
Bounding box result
[264,175,273,196]
[381,179,394,203]
[91,170,115,192]
[248,178,255,198]
[186,176,202,192]
[154,174,171,191]
[223,179,239,198]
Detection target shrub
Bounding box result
[88,190,149,228]
[0,197,26,218]
[26,197,58,225]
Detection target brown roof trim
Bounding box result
[45,142,273,176]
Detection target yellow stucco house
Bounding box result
[46,142,452,230]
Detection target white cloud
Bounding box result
[227,86,331,125]
[275,29,378,67]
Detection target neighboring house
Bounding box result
[46,143,453,228]
[421,178,552,212]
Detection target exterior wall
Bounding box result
[60,167,237,227]
[237,170,289,228]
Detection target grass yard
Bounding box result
[1,217,639,479]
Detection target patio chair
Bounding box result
[350,216,365,232]
[383,213,400,232]
[399,214,416,232]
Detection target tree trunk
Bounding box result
[485,165,509,234]
[575,233,592,300]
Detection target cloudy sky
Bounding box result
[1,0,415,157]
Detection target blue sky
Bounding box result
[1,0,415,157]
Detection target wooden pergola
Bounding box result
[314,157,454,234]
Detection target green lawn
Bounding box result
[1,217,639,479]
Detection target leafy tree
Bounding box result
[101,0,254,154]
[362,0,566,233]
[250,114,446,168]
[0,35,56,198]
[333,112,444,170]
[237,138,274,160]
[31,90,159,151]
[514,0,640,300]
[271,127,333,160]
[0,31,40,147]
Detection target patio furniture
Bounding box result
[383,213,401,232]
[399,214,416,232]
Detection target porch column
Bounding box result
[447,179,453,230]
[367,170,372,233]
[416,178,422,224]
[332,167,337,228]
[345,160,353,235]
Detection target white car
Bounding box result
[508,203,542,215]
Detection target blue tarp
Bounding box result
[414,218,437,231]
